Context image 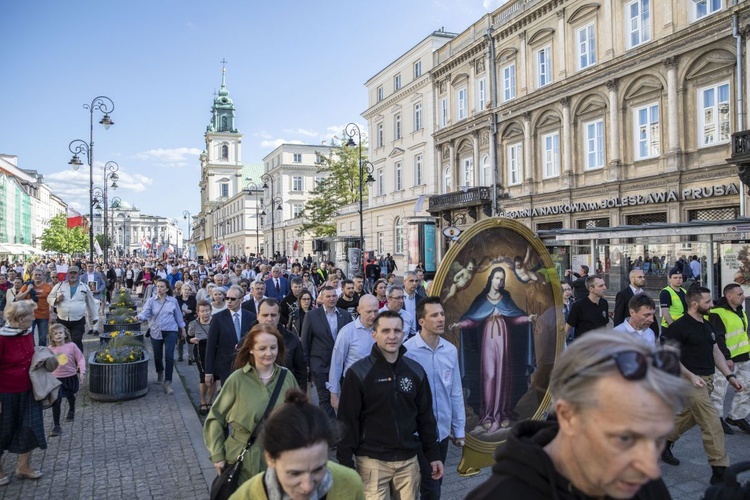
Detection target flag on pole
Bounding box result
[219,244,229,270]
[94,240,103,256]
[167,244,175,255]
[67,208,84,229]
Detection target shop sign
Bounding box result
[502,183,739,219]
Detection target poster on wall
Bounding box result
[720,244,750,294]
[424,223,436,272]
[571,254,591,272]
[408,223,420,268]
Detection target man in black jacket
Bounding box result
[469,330,688,500]
[565,265,589,301]
[254,298,307,388]
[613,268,646,327]
[337,310,443,499]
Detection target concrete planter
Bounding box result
[99,332,145,345]
[88,351,149,402]
[103,321,141,333]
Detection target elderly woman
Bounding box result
[203,324,298,487]
[137,279,186,395]
[210,286,227,315]
[0,301,52,484]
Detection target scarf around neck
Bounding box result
[263,464,333,500]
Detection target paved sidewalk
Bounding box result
[3,328,749,499]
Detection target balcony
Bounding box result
[428,187,492,214]
[730,130,750,191]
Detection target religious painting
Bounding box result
[432,218,564,474]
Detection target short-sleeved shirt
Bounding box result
[566,297,609,338]
[659,287,687,315]
[666,314,716,376]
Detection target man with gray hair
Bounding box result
[264,265,289,301]
[469,330,688,499]
[380,284,417,338]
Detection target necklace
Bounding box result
[258,370,274,380]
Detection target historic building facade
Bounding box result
[427,0,750,270]
[261,143,334,259]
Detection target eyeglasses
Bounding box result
[226,296,241,301]
[388,295,404,300]
[563,349,680,385]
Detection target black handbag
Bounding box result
[209,368,288,500]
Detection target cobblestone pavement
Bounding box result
[2,325,749,499]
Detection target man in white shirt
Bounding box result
[613,293,657,345]
[690,256,702,284]
[379,285,417,338]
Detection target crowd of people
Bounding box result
[0,252,749,499]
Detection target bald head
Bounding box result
[357,294,380,329]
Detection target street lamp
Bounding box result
[244,179,263,257]
[344,123,375,258]
[101,162,119,265]
[67,96,115,261]
[261,173,284,258]
[109,196,122,262]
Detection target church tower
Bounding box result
[199,62,243,209]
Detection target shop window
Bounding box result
[537,221,563,231]
[577,218,610,229]
[688,206,739,221]
[626,212,666,243]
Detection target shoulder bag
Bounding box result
[144,297,168,338]
[209,368,288,500]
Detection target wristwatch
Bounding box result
[726,373,737,381]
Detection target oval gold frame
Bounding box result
[430,217,565,475]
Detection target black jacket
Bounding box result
[301,306,353,374]
[204,308,256,382]
[467,420,671,500]
[567,273,588,301]
[336,344,440,468]
[613,286,636,327]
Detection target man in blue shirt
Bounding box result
[380,285,417,338]
[328,294,380,411]
[404,296,465,500]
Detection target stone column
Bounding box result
[448,141,455,192]
[665,56,680,152]
[606,79,621,180]
[518,32,527,94]
[557,9,566,80]
[561,97,572,188]
[523,112,533,195]
[472,130,480,186]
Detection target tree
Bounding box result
[40,214,89,255]
[298,136,369,238]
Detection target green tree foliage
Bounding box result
[40,214,89,255]
[298,136,369,238]
[95,233,113,249]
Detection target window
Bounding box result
[413,103,422,131]
[507,143,522,186]
[292,176,303,191]
[394,217,405,254]
[414,154,423,186]
[692,0,721,21]
[377,168,384,195]
[634,103,660,159]
[293,153,302,163]
[627,0,650,49]
[377,86,384,102]
[502,64,516,102]
[584,119,604,169]
[456,87,468,121]
[394,74,402,91]
[221,144,229,159]
[378,232,384,254]
[443,166,452,193]
[576,24,596,70]
[377,123,384,147]
[394,114,401,140]
[477,79,486,112]
[414,60,422,78]
[220,183,229,198]
[315,176,324,186]
[542,132,560,178]
[440,98,448,128]
[462,157,474,187]
[699,83,730,147]
[537,46,552,88]
[315,154,324,164]
[395,162,403,190]
[481,154,491,186]
[292,203,303,218]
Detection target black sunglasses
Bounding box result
[564,349,680,385]
[226,296,241,301]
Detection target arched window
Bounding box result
[443,166,452,193]
[481,154,491,186]
[221,144,229,159]
[394,217,405,254]
[221,116,228,131]
[461,157,474,188]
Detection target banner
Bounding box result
[66,208,84,229]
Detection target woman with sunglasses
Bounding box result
[469,329,687,500]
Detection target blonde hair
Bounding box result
[5,300,35,324]
[48,323,72,345]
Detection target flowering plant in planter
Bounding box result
[106,330,139,338]
[107,307,139,325]
[111,289,136,308]
[94,336,144,364]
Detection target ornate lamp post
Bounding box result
[67,96,115,261]
[261,173,284,258]
[344,123,375,257]
[244,179,263,257]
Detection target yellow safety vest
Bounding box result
[709,306,750,359]
[661,286,686,328]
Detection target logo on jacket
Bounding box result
[398,376,413,393]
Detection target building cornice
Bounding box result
[363,77,433,120]
[431,38,488,80]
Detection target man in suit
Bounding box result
[402,271,425,332]
[613,268,646,327]
[301,285,353,419]
[205,284,257,388]
[264,265,289,301]
[241,280,266,316]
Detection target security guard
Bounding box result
[659,268,687,340]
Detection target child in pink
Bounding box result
[47,323,85,437]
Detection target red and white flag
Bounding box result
[67,208,84,229]
[219,244,229,270]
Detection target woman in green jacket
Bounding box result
[203,323,298,485]
[230,388,364,500]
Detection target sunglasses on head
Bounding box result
[564,349,680,385]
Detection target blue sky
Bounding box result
[0,0,503,236]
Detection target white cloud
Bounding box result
[259,138,304,149]
[483,0,509,10]
[283,128,319,138]
[133,147,202,168]
[323,123,368,145]
[45,169,154,210]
